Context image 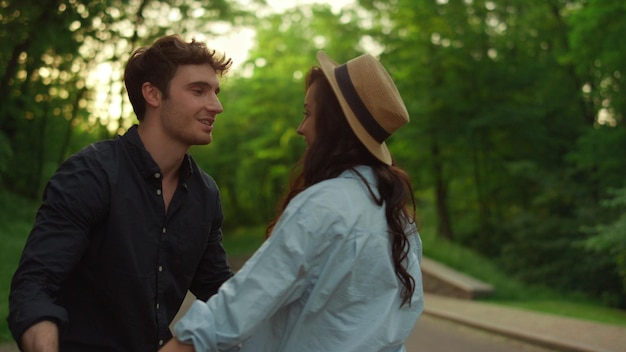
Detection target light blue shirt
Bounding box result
[174,166,424,351]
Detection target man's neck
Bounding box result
[136,122,187,178]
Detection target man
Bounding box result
[8,34,234,352]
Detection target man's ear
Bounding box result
[142,82,162,108]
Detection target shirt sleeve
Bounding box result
[189,186,234,301]
[8,150,109,343]
[174,202,317,351]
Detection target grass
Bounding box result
[493,300,626,326]
[1,190,625,345]
[0,190,39,343]
[221,225,267,257]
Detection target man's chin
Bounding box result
[195,135,213,146]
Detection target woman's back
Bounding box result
[235,166,424,351]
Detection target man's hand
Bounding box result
[21,320,59,352]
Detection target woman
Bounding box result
[161,51,424,352]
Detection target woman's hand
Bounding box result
[159,337,195,352]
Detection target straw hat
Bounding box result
[317,51,409,165]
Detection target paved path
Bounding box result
[414,293,626,352]
[408,314,557,352]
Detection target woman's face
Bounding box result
[297,81,321,147]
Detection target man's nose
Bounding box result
[207,95,223,114]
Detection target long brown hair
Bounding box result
[267,66,417,306]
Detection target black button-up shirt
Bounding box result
[8,125,233,351]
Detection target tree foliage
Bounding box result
[192,4,366,227]
[357,0,626,306]
[0,0,239,196]
[584,187,626,299]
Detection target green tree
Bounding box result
[359,0,626,305]
[584,187,626,302]
[191,3,367,228]
[568,0,626,125]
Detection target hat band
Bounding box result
[335,64,390,143]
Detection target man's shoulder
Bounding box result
[70,138,120,162]
[54,138,124,179]
[85,137,119,153]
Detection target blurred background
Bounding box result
[1,0,625,340]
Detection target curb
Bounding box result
[423,307,614,352]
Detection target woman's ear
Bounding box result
[142,82,162,108]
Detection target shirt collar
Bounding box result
[121,125,193,181]
[340,165,374,181]
[340,165,381,202]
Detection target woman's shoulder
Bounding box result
[298,175,369,205]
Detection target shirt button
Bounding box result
[154,172,161,179]
[156,189,162,195]
[159,340,164,346]
[162,227,167,234]
[158,266,163,272]
[156,303,160,309]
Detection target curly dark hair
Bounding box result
[267,66,417,306]
[124,34,232,121]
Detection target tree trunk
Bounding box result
[432,140,453,240]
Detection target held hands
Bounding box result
[159,337,195,352]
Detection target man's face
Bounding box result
[159,64,223,147]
